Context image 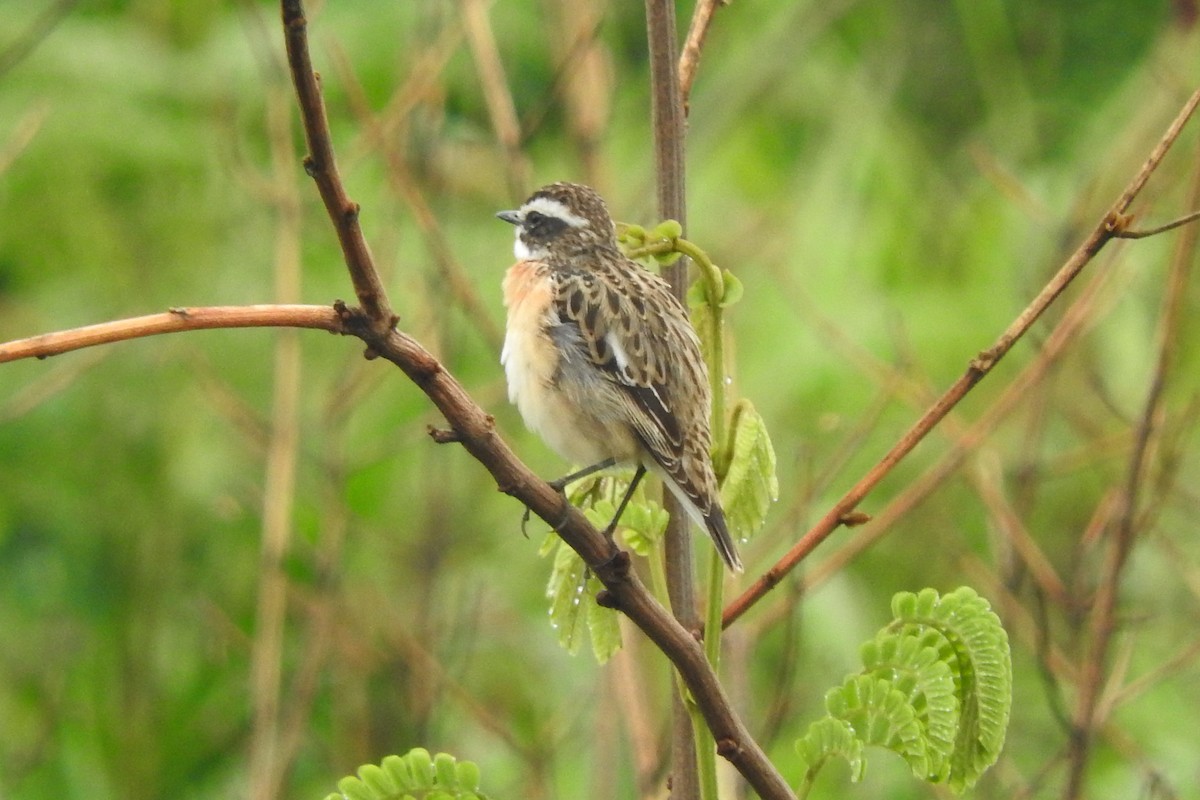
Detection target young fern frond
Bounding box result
[891,587,1012,791]
[324,748,488,800]
[860,629,959,781]
[795,587,1011,796]
[795,717,865,787]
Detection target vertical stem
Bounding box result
[644,0,701,797]
[249,84,304,800]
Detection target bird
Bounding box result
[497,181,743,572]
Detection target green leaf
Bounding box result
[329,749,489,799]
[434,753,458,790]
[616,222,646,246]
[335,777,375,800]
[825,675,930,779]
[406,748,435,791]
[686,277,712,309]
[652,219,683,239]
[718,269,743,307]
[359,764,398,797]
[586,577,622,663]
[652,249,682,267]
[382,754,415,790]
[890,587,1012,791]
[861,630,959,781]
[545,539,589,655]
[454,760,481,793]
[719,399,779,544]
[618,493,668,557]
[795,716,866,782]
[544,534,623,662]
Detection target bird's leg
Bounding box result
[601,465,646,541]
[549,457,619,492]
[520,457,620,536]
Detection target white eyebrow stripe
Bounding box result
[520,197,589,228]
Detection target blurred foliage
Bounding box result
[1,0,1199,799]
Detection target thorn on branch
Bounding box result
[168,307,189,317]
[427,424,461,444]
[343,202,360,223]
[302,156,318,178]
[595,589,619,609]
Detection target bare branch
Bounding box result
[678,0,726,110]
[0,305,341,363]
[280,0,394,330]
[723,87,1200,629]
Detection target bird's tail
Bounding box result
[703,506,743,573]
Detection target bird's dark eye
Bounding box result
[523,210,567,239]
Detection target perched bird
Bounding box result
[497,182,742,572]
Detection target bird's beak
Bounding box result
[495,210,522,226]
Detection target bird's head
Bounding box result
[497,182,616,261]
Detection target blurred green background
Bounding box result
[2,0,1199,798]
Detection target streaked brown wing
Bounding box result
[553,267,687,462]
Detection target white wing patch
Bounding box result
[604,330,666,408]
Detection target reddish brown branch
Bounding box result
[0,305,341,363]
[722,87,1200,629]
[280,0,394,331]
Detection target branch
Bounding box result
[278,3,794,797]
[0,305,341,363]
[355,314,795,800]
[678,0,725,111]
[722,86,1200,629]
[280,0,394,331]
[645,2,706,797]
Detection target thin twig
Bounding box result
[460,0,530,201]
[1063,125,1200,800]
[0,305,342,363]
[722,87,1200,629]
[1114,207,1200,238]
[678,0,725,111]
